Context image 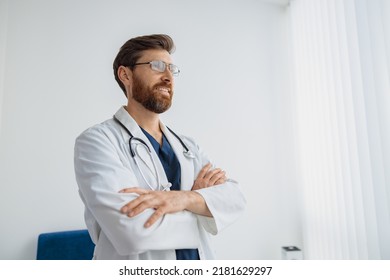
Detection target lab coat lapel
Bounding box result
[114,107,169,190]
[160,122,194,191]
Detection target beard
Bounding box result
[131,75,173,114]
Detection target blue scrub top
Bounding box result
[141,128,200,260]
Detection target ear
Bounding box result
[118,66,132,85]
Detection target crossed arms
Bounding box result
[75,126,245,255]
[119,163,227,228]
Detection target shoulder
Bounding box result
[75,118,122,146]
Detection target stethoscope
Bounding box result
[113,115,195,191]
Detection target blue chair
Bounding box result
[36,229,95,260]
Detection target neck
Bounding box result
[126,101,163,144]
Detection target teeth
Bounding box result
[157,87,169,93]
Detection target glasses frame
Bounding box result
[132,60,180,77]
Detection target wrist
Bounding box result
[183,190,212,217]
[181,190,197,210]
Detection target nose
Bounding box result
[161,68,173,84]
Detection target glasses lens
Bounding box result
[150,61,165,72]
[149,61,180,76]
[169,64,180,76]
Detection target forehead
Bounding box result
[138,49,172,63]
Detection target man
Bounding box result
[74,34,246,260]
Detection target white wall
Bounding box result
[0,0,301,259]
[0,0,8,137]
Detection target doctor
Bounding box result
[74,34,246,260]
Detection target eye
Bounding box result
[152,61,165,72]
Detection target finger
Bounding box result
[121,193,153,215]
[209,170,226,185]
[192,168,220,190]
[204,168,222,181]
[145,207,166,228]
[196,163,212,179]
[127,194,160,217]
[119,187,149,195]
[215,175,227,185]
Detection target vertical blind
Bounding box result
[289,0,390,259]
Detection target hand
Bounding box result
[192,163,227,191]
[119,187,189,228]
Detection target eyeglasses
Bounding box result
[133,60,180,77]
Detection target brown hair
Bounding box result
[113,34,175,95]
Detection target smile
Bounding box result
[155,87,171,97]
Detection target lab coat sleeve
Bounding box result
[74,126,199,256]
[189,139,246,235]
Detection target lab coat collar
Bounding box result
[114,106,146,140]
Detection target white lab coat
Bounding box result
[74,106,246,259]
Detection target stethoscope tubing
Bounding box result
[113,115,192,157]
[133,142,161,190]
[113,115,194,191]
